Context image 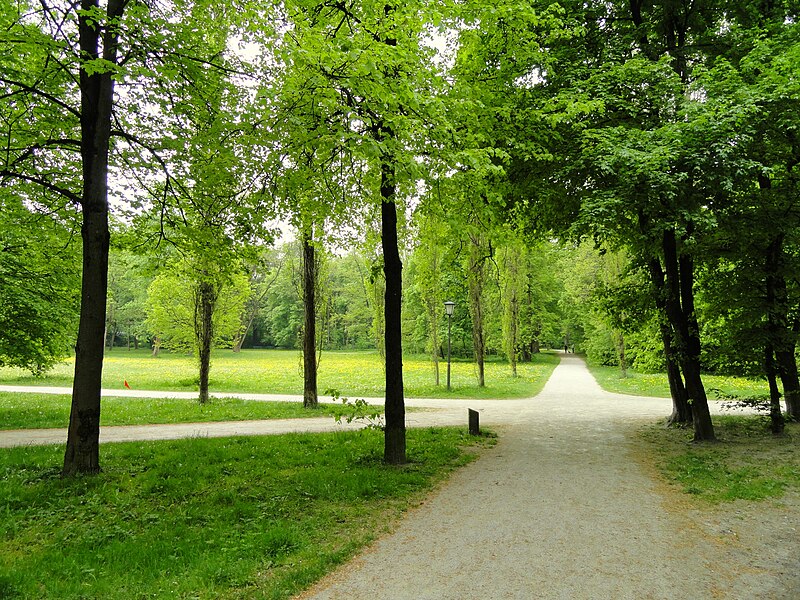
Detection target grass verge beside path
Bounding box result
[0,350,560,400]
[588,364,769,399]
[0,427,495,599]
[639,416,800,503]
[0,392,365,430]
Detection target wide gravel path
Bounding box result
[299,355,798,599]
[2,355,796,598]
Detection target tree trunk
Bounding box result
[195,280,216,405]
[62,0,125,477]
[765,345,785,435]
[509,301,518,377]
[615,331,627,378]
[381,155,406,465]
[426,296,440,386]
[764,233,800,420]
[647,257,691,425]
[423,238,440,386]
[302,232,319,408]
[662,230,715,441]
[664,349,691,425]
[467,233,486,387]
[776,347,800,420]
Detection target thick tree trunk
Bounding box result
[62,0,125,477]
[647,257,691,425]
[381,158,406,465]
[763,233,800,420]
[662,230,715,441]
[665,353,691,425]
[302,232,318,408]
[195,280,216,405]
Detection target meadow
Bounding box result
[0,349,561,400]
[0,428,494,599]
[0,393,363,430]
[587,364,771,400]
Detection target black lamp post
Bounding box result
[444,301,455,391]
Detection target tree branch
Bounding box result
[0,77,81,119]
[0,169,81,204]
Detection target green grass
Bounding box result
[0,427,495,599]
[0,392,366,430]
[640,416,800,504]
[588,364,770,399]
[0,349,560,400]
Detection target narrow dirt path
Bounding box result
[298,355,797,599]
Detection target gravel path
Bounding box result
[0,359,677,448]
[299,355,798,600]
[2,355,796,598]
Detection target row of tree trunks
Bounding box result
[62,0,127,476]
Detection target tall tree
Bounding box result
[282,0,443,462]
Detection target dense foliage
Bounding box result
[2,0,798,466]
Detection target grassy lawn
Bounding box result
[0,349,560,400]
[639,416,800,504]
[0,393,369,430]
[0,427,494,599]
[588,364,770,400]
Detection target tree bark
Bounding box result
[662,230,715,440]
[776,347,800,420]
[381,155,406,465]
[62,0,125,476]
[615,331,627,378]
[764,234,800,420]
[647,257,691,425]
[765,345,786,434]
[195,280,216,405]
[302,232,319,408]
